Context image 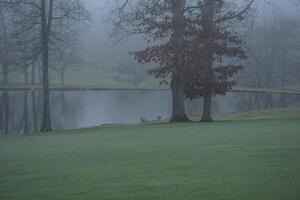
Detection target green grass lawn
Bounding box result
[0,109,300,200]
[7,65,161,88]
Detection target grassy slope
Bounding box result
[9,66,160,88]
[0,108,300,200]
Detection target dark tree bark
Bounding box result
[40,0,53,132]
[23,67,29,133]
[201,95,213,122]
[1,63,9,134]
[23,92,29,133]
[171,74,189,122]
[200,0,214,122]
[31,64,38,132]
[170,0,189,122]
[0,10,9,134]
[2,90,9,134]
[0,94,3,134]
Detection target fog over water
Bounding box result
[2,91,299,133]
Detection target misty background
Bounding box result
[80,0,299,72]
[1,0,300,134]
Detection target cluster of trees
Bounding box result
[239,2,300,109]
[1,0,299,133]
[0,0,89,133]
[113,0,254,122]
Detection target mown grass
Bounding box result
[0,108,300,200]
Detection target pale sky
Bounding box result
[80,0,299,67]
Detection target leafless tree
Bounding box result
[241,2,300,109]
[0,0,90,132]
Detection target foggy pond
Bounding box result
[1,90,299,134]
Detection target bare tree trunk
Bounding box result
[40,0,53,132]
[3,90,9,134]
[0,8,10,133]
[31,65,38,132]
[170,0,189,122]
[23,67,29,133]
[23,92,29,133]
[2,64,9,134]
[0,93,3,134]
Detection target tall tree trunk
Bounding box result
[3,90,9,134]
[2,63,9,135]
[2,65,9,134]
[31,65,38,132]
[171,74,188,121]
[23,91,29,133]
[40,0,53,132]
[201,0,214,122]
[0,9,9,133]
[23,67,29,133]
[0,93,3,134]
[170,0,189,122]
